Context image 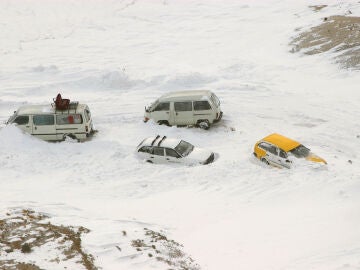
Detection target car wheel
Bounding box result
[63,134,77,141]
[261,158,270,165]
[198,120,210,130]
[158,120,170,126]
[146,160,153,163]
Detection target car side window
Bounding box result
[154,102,170,111]
[13,116,29,125]
[33,115,54,125]
[139,146,153,154]
[268,145,277,155]
[194,101,211,111]
[279,149,287,158]
[174,102,192,111]
[153,147,164,156]
[165,148,181,158]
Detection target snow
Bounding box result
[0,0,360,269]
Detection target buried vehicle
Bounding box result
[144,90,223,130]
[253,133,327,168]
[136,135,216,165]
[6,94,95,142]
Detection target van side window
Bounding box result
[174,102,192,111]
[154,102,170,111]
[33,115,54,125]
[194,101,211,111]
[139,146,153,154]
[166,148,181,158]
[153,147,164,156]
[13,116,29,125]
[56,114,83,125]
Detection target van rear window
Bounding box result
[33,115,54,126]
[56,114,83,125]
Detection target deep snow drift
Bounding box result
[0,1,359,269]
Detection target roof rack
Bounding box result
[158,136,167,146]
[151,135,161,146]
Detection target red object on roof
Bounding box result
[54,93,70,110]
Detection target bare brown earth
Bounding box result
[128,228,200,270]
[1,210,200,270]
[290,8,360,69]
[0,209,97,270]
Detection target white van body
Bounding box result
[7,103,95,142]
[144,90,222,129]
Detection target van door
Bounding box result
[12,115,32,134]
[151,102,171,125]
[174,101,193,125]
[32,114,57,141]
[193,100,213,124]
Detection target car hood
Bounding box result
[305,152,327,164]
[187,147,213,162]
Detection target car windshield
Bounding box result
[174,140,194,157]
[289,144,310,158]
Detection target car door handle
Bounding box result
[166,158,170,160]
[26,126,30,128]
[34,126,37,130]
[176,112,178,115]
[150,156,154,158]
[166,112,169,114]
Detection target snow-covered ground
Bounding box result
[1,0,360,269]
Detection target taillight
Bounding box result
[85,126,88,132]
[144,117,149,123]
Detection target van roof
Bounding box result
[159,90,214,102]
[16,104,87,115]
[261,133,301,152]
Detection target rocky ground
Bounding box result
[290,5,360,69]
[0,209,199,270]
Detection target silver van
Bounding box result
[144,90,223,129]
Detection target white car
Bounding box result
[136,135,216,165]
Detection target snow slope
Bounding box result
[0,0,359,269]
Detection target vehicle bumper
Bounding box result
[213,111,223,123]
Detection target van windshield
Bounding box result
[174,140,194,157]
[7,112,17,124]
[149,99,159,112]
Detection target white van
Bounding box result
[144,90,223,129]
[7,102,95,142]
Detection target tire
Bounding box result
[158,120,170,126]
[198,120,210,130]
[261,158,270,165]
[146,160,153,163]
[63,134,78,142]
